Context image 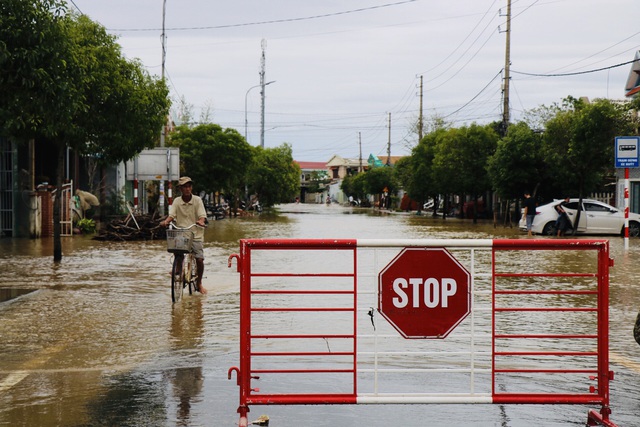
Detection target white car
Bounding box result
[519,198,640,237]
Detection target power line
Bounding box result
[108,0,421,32]
[512,58,640,77]
[444,69,503,118]
[68,0,83,14]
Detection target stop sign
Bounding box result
[378,247,471,339]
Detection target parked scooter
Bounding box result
[210,202,229,220]
[248,199,263,213]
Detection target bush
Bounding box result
[76,218,97,234]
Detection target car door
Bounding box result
[562,201,586,233]
[583,201,621,234]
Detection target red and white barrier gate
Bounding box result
[227,238,617,427]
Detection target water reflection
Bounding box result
[0,288,36,303]
[168,299,205,425]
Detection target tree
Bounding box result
[487,122,545,223]
[543,97,632,197]
[401,129,445,215]
[0,0,75,139]
[364,166,397,208]
[307,170,330,194]
[543,97,634,231]
[340,172,367,204]
[247,144,301,208]
[169,124,253,203]
[1,5,170,261]
[488,122,544,199]
[429,124,498,220]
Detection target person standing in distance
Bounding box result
[162,177,208,294]
[523,191,537,237]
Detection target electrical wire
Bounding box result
[444,69,503,119]
[512,58,640,77]
[108,0,421,32]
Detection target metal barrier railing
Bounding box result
[227,238,617,427]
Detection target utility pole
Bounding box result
[358,132,362,172]
[386,112,391,166]
[260,39,267,149]
[418,75,424,142]
[160,0,167,148]
[501,0,512,136]
[158,0,168,215]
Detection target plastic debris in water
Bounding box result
[251,415,269,426]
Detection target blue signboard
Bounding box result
[615,136,639,168]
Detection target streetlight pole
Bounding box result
[245,80,275,142]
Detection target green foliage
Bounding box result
[169,123,253,196]
[307,170,330,193]
[341,172,367,201]
[487,122,545,199]
[247,144,301,208]
[542,97,633,197]
[363,166,397,195]
[1,4,170,260]
[75,218,96,234]
[0,0,74,140]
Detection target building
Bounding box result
[618,51,640,213]
[295,161,329,203]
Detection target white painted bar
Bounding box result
[356,239,494,248]
[358,394,493,404]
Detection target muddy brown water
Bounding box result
[0,203,638,426]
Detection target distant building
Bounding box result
[295,161,329,203]
[326,155,365,180]
[624,51,640,98]
[617,52,640,213]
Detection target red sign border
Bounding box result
[377,247,471,339]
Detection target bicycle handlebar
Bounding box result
[168,221,207,230]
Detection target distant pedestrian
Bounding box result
[523,191,537,236]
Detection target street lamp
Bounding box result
[244,80,275,142]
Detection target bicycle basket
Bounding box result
[166,229,194,253]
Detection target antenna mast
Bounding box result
[260,39,267,148]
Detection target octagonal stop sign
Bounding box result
[378,248,471,339]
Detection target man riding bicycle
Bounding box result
[162,176,208,294]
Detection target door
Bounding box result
[582,201,621,234]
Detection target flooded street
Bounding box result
[1,203,639,427]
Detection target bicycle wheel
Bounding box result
[186,254,198,295]
[171,254,184,303]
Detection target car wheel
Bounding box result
[542,222,557,236]
[627,221,640,238]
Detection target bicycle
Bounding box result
[166,222,204,303]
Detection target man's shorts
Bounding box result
[526,215,535,231]
[191,241,204,259]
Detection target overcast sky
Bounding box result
[71,0,640,162]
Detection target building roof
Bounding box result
[295,161,327,170]
[625,51,640,98]
[326,154,367,168]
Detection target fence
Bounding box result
[227,238,617,427]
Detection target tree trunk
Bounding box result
[442,194,448,219]
[473,194,478,224]
[53,142,64,262]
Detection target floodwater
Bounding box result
[0,203,639,427]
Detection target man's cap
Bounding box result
[178,176,193,186]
